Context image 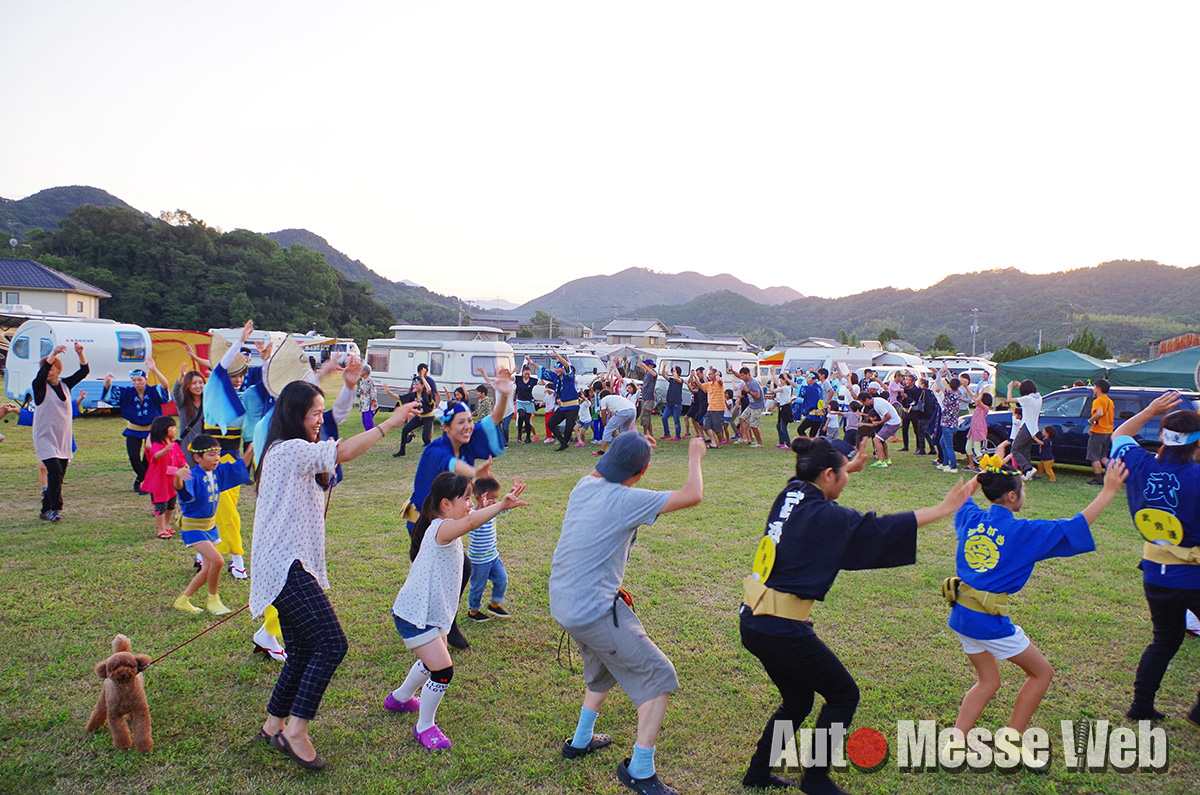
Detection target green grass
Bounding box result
[1,408,1199,794]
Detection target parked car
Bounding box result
[953,386,1200,467]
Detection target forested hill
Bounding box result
[514,267,804,320]
[0,186,146,235]
[1,206,395,346]
[265,229,465,325]
[636,260,1200,356]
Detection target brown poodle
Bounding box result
[85,634,153,752]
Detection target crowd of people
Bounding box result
[3,336,1199,794]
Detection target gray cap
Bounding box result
[595,432,653,483]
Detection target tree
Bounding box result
[745,326,785,349]
[525,311,557,338]
[878,328,900,344]
[930,333,955,353]
[1068,326,1110,359]
[992,339,1057,363]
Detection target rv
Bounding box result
[655,340,760,407]
[509,344,608,404]
[4,318,153,409]
[366,325,515,409]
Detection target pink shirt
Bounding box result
[968,404,989,442]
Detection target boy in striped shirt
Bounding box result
[467,476,512,622]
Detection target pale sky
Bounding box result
[6,1,1200,306]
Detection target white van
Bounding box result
[509,345,608,404]
[655,342,759,407]
[366,325,515,409]
[4,318,152,409]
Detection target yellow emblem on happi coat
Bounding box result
[964,523,1005,573]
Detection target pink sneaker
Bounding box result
[673,436,682,440]
[414,724,451,750]
[574,442,585,447]
[384,692,419,712]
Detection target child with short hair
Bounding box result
[172,434,254,615]
[947,456,1126,735]
[543,387,557,444]
[1032,426,1058,483]
[823,399,842,439]
[144,416,186,538]
[576,390,593,447]
[723,388,735,443]
[965,393,993,471]
[843,400,862,447]
[466,476,513,622]
[386,472,528,749]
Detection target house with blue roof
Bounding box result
[0,258,110,318]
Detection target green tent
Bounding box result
[996,349,1110,394]
[1108,346,1200,390]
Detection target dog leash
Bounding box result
[141,605,249,671]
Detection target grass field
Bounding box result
[1,406,1198,795]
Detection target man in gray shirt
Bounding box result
[637,358,659,439]
[735,367,766,448]
[550,433,707,795]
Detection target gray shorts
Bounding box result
[639,399,657,425]
[704,410,725,431]
[562,601,678,706]
[603,409,636,442]
[1087,432,1112,462]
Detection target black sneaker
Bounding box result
[742,771,793,789]
[561,733,612,759]
[616,758,679,795]
[447,622,470,649]
[487,604,511,618]
[1087,477,1104,485]
[467,610,491,623]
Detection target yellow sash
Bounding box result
[742,575,814,621]
[1142,541,1200,566]
[126,421,151,433]
[180,516,217,532]
[941,577,1011,616]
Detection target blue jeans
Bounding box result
[468,556,508,611]
[939,426,957,468]
[661,403,682,437]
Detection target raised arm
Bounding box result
[661,438,707,514]
[435,480,528,544]
[336,401,419,463]
[912,477,978,527]
[491,366,513,426]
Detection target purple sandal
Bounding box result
[414,724,451,750]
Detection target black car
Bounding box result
[953,387,1200,467]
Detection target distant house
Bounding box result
[0,258,110,318]
[1149,332,1200,359]
[554,319,593,339]
[670,325,711,341]
[602,318,670,348]
[885,339,919,354]
[467,313,521,339]
[792,337,841,349]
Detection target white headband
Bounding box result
[1160,429,1200,447]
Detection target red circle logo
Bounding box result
[846,726,888,771]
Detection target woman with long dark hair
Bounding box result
[249,380,417,770]
[1111,393,1200,724]
[738,436,972,792]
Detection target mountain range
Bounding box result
[2,186,1196,356]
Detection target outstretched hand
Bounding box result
[1102,458,1128,493]
[492,366,515,396]
[239,318,255,343]
[343,355,363,388]
[940,476,978,513]
[499,479,528,511]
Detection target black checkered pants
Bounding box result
[267,560,348,721]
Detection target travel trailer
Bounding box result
[4,318,153,409]
[366,325,515,409]
[509,344,607,404]
[655,340,760,407]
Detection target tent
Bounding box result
[1108,347,1200,390]
[995,349,1110,394]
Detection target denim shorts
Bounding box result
[392,612,447,650]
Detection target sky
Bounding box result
[6,2,1200,307]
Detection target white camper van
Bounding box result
[366,325,515,409]
[4,318,152,409]
[655,340,759,407]
[509,345,607,404]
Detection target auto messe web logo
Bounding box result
[769,720,1168,773]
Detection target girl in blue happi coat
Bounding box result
[947,454,1127,735]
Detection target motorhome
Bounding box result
[655,340,760,407]
[509,344,608,404]
[4,318,153,409]
[366,325,515,409]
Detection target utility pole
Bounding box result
[970,307,980,357]
[1064,303,1075,346]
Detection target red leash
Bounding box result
[141,605,249,671]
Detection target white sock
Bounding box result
[232,554,245,570]
[195,552,203,565]
[392,660,430,702]
[415,677,449,732]
[254,625,284,653]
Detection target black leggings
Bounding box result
[548,407,578,446]
[740,622,860,779]
[1130,581,1200,721]
[126,435,147,482]
[517,409,533,442]
[796,417,823,438]
[41,458,69,512]
[399,416,434,454]
[268,561,349,721]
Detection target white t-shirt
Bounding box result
[1016,392,1043,436]
[249,438,339,617]
[392,517,464,630]
[600,394,635,414]
[872,396,901,426]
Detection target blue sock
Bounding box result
[628,743,655,779]
[570,707,599,749]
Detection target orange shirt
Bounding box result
[1091,393,1115,435]
[704,379,725,408]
